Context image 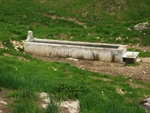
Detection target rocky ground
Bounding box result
[33,55,150,83]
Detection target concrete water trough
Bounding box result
[24,31,128,62]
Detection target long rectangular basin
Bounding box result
[24,31,127,62]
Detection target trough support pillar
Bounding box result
[26,31,34,42]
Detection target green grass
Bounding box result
[128,48,150,57]
[0,49,150,113]
[0,0,150,46]
[46,98,60,113]
[0,0,150,112]
[124,62,140,66]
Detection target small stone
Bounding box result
[52,67,57,71]
[0,100,7,105]
[66,57,78,61]
[96,37,100,39]
[116,37,122,41]
[127,28,132,31]
[144,95,148,97]
[116,88,125,95]
[142,71,146,74]
[136,58,142,63]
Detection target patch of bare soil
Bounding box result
[42,13,87,28]
[50,15,87,28]
[32,54,150,83]
[0,88,13,113]
[130,45,150,52]
[3,53,29,61]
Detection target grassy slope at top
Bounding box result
[0,49,150,113]
[0,0,150,46]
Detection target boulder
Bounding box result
[140,98,150,110]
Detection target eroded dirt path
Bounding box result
[32,55,150,83]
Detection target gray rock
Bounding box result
[140,98,150,110]
[134,22,150,31]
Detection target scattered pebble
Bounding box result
[0,100,7,105]
[116,37,122,41]
[116,88,125,95]
[66,57,78,61]
[10,39,25,51]
[136,58,142,63]
[127,28,132,31]
[52,67,57,71]
[96,37,100,39]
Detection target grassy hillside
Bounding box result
[0,0,150,45]
[0,0,150,113]
[1,51,150,113]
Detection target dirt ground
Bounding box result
[32,54,150,83]
[0,88,13,113]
